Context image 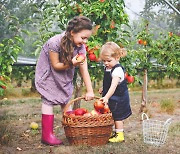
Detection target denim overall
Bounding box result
[102,64,132,121]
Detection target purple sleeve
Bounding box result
[46,34,62,53]
[79,44,86,55]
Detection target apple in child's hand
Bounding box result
[94,100,104,112]
[103,104,110,113]
[74,108,87,116]
[76,53,86,63]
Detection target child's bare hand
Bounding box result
[99,97,108,104]
[72,54,85,66]
[72,54,84,66]
[85,92,94,101]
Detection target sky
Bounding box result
[124,0,145,20]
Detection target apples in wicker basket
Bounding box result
[65,99,110,116]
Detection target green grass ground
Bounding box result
[0,88,180,154]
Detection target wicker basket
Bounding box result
[62,96,114,146]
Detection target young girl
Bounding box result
[99,42,132,143]
[35,16,94,145]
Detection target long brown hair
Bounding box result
[60,16,92,66]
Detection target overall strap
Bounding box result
[111,63,125,74]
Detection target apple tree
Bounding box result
[0,2,25,97]
[31,0,133,105]
[133,20,180,112]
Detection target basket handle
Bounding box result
[63,96,101,114]
[164,118,172,126]
[141,113,149,120]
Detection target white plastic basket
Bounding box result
[142,113,171,146]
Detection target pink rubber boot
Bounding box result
[41,114,63,145]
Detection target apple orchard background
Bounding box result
[0,0,180,153]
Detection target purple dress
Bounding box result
[35,33,86,105]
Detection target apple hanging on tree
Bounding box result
[88,53,96,61]
[138,39,143,45]
[125,72,134,83]
[126,75,134,83]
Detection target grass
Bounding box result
[160,99,175,114]
[0,88,180,154]
[0,121,14,146]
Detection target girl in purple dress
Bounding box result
[35,16,94,145]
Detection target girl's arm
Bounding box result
[79,58,94,100]
[49,51,69,71]
[101,76,120,104]
[49,51,80,71]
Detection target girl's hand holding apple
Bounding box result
[72,54,86,66]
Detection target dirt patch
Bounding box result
[0,88,180,154]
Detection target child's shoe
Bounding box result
[109,131,116,139]
[109,132,125,143]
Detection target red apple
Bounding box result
[88,53,96,61]
[0,76,4,81]
[94,100,104,112]
[88,49,94,54]
[143,40,147,46]
[69,113,75,117]
[91,110,101,116]
[84,44,89,51]
[169,32,173,37]
[138,39,143,45]
[66,110,75,115]
[83,112,92,117]
[103,104,110,113]
[110,20,115,29]
[124,72,128,79]
[74,108,87,116]
[1,85,6,89]
[76,53,85,63]
[126,75,134,83]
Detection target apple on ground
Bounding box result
[30,122,38,130]
[76,53,86,63]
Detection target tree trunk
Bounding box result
[73,71,83,110]
[139,69,148,113]
[30,78,36,92]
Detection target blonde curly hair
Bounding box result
[100,42,127,60]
